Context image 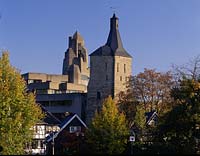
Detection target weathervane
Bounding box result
[110,6,118,14]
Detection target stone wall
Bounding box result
[114,56,132,98]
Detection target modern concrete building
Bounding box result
[22,32,89,119]
[86,14,132,124]
[62,31,90,87]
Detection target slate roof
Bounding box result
[145,111,158,125]
[90,14,132,58]
[39,104,61,125]
[58,113,87,129]
[46,113,87,142]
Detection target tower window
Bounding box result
[117,63,119,72]
[120,76,122,81]
[106,75,108,80]
[124,64,126,73]
[97,92,101,100]
[105,63,107,71]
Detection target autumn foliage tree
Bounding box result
[131,69,174,114]
[118,68,174,126]
[0,52,44,155]
[85,96,129,155]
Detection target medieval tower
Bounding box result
[86,14,132,123]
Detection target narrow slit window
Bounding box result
[117,63,119,72]
[120,76,122,81]
[124,64,126,73]
[97,92,101,100]
[105,63,107,71]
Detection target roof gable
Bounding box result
[47,114,87,141]
[145,111,158,125]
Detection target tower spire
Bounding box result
[106,13,123,51]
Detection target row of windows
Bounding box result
[105,63,127,73]
[40,100,72,107]
[105,75,129,81]
[117,63,126,73]
[35,89,82,94]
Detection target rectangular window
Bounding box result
[97,91,101,100]
[124,64,126,73]
[105,63,107,71]
[69,126,81,133]
[106,75,108,80]
[28,79,34,84]
[117,63,119,72]
[120,76,122,81]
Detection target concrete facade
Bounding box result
[86,14,132,124]
[62,31,89,87]
[22,32,89,119]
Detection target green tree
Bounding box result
[157,78,200,154]
[0,52,44,155]
[134,105,146,131]
[85,96,129,155]
[118,89,138,127]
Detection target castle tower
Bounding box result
[86,14,132,124]
[62,31,89,86]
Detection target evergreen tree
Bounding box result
[85,96,129,155]
[0,52,44,155]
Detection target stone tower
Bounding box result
[62,31,89,87]
[86,14,132,123]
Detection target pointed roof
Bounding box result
[46,113,87,142]
[90,14,132,58]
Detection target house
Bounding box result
[25,105,61,155]
[145,111,158,127]
[129,111,158,144]
[46,113,87,155]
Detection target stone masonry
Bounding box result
[86,14,132,124]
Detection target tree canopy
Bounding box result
[157,78,200,154]
[85,96,129,155]
[0,52,44,155]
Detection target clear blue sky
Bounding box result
[0,0,200,75]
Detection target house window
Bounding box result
[28,79,34,84]
[117,63,119,72]
[124,64,126,73]
[31,140,37,149]
[97,91,101,100]
[69,126,81,133]
[120,76,122,81]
